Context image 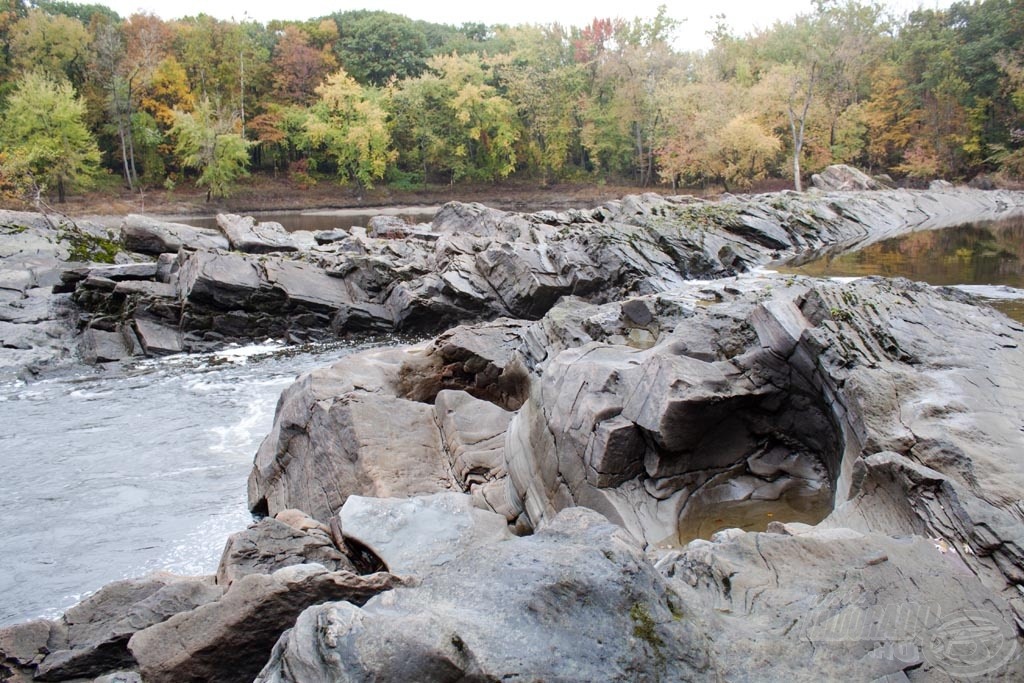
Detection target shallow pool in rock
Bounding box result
[778,215,1024,320]
[0,340,387,626]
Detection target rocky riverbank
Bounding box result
[4,181,1024,380]
[3,178,1024,681]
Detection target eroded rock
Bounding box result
[128,565,401,683]
[256,508,710,682]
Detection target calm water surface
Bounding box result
[176,208,438,233]
[779,216,1024,320]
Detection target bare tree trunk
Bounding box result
[118,122,133,191]
[787,63,817,192]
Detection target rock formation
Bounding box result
[52,185,1024,365]
[3,175,1024,680]
[245,275,1024,680]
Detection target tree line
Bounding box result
[1,0,1022,202]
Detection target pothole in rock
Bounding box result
[640,369,845,548]
[671,443,836,545]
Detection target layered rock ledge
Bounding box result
[244,275,1024,679]
[2,185,1018,379]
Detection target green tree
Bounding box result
[170,96,250,200]
[304,68,394,187]
[0,70,100,202]
[490,24,585,180]
[9,9,92,87]
[331,11,430,86]
[392,53,518,183]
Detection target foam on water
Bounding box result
[0,339,382,626]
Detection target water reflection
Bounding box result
[780,216,1024,320]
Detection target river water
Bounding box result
[779,216,1024,321]
[0,340,384,626]
[175,207,438,233]
[3,215,1023,628]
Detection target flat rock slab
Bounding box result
[338,493,512,575]
[122,214,228,254]
[216,214,297,253]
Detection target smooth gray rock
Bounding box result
[811,164,883,191]
[434,389,512,490]
[132,317,181,355]
[24,574,221,681]
[121,214,228,254]
[215,214,297,253]
[215,517,354,588]
[337,493,512,574]
[255,508,710,682]
[128,565,401,683]
[248,345,454,521]
[658,524,1023,680]
[79,327,133,364]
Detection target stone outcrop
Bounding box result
[246,274,1024,679]
[51,187,1024,362]
[127,565,400,683]
[811,163,883,191]
[5,184,1024,680]
[0,574,220,682]
[215,214,297,253]
[256,507,712,682]
[215,513,355,587]
[0,212,108,379]
[120,214,228,254]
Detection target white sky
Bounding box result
[96,0,951,51]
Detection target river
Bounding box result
[0,340,387,626]
[3,215,1023,627]
[778,215,1024,321]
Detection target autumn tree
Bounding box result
[0,70,100,202]
[303,69,394,187]
[270,26,335,105]
[391,53,518,183]
[170,97,250,200]
[578,8,682,185]
[490,24,585,180]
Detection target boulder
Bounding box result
[215,517,355,587]
[10,575,221,681]
[79,327,135,363]
[248,345,454,521]
[811,164,883,191]
[121,215,228,254]
[255,508,710,682]
[128,565,401,683]
[215,214,297,253]
[337,493,512,574]
[132,317,181,355]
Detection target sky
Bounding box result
[95,0,951,51]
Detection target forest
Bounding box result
[0,0,1022,203]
